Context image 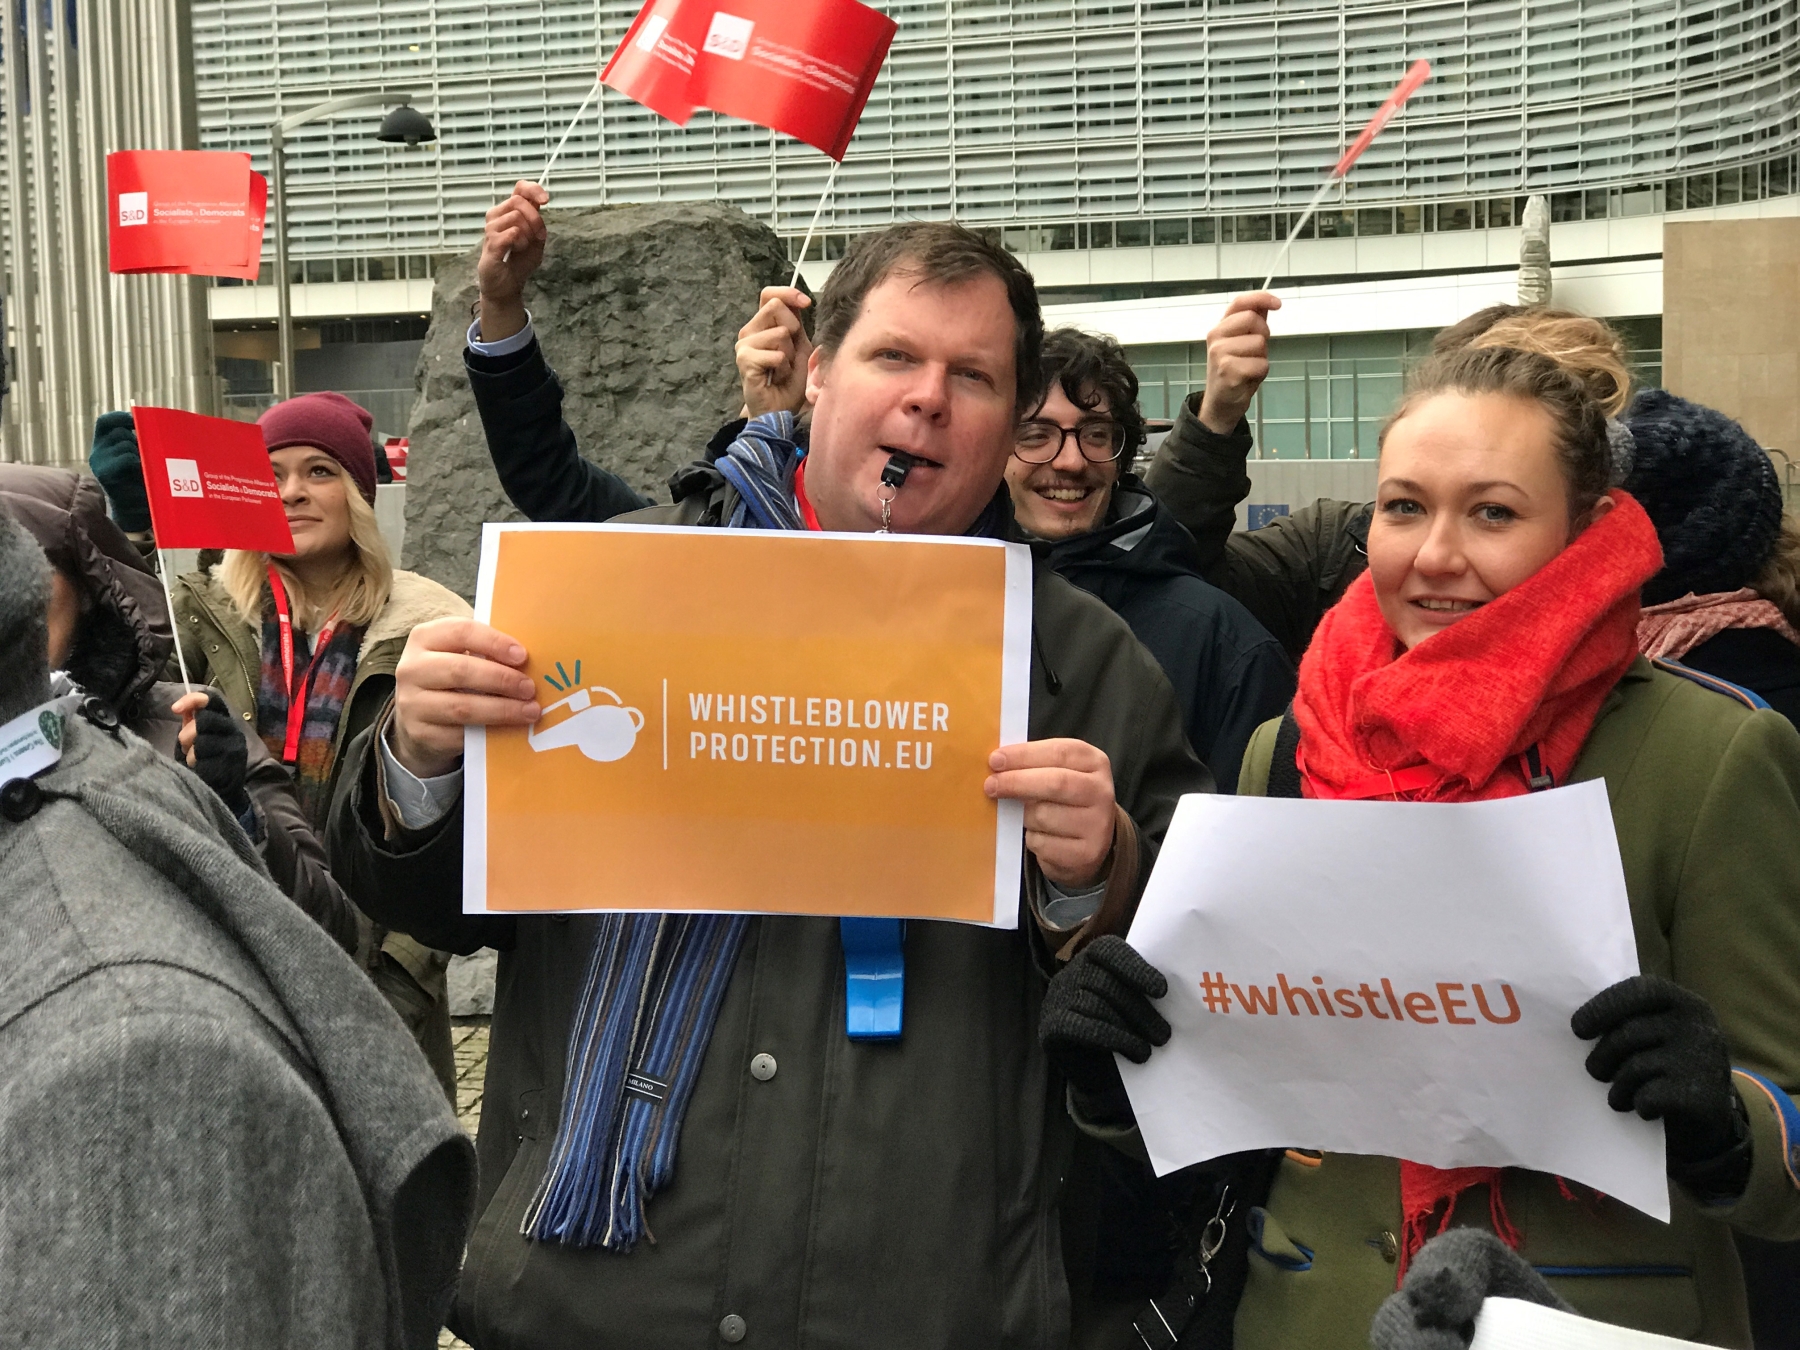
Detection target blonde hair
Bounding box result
[1752,513,1800,630]
[1465,311,1633,419]
[222,461,392,630]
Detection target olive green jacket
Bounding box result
[1230,660,1800,1349]
[170,565,471,813]
[170,564,470,990]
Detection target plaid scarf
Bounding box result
[254,600,365,828]
[521,414,798,1251]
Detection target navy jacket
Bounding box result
[1040,477,1295,791]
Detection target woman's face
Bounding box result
[270,446,355,565]
[1369,391,1607,650]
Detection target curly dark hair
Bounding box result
[813,221,1045,416]
[1034,327,1146,460]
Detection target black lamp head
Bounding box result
[376,104,436,146]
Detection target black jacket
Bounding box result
[467,339,652,522]
[1144,392,1371,663]
[1681,626,1800,729]
[1041,478,1294,791]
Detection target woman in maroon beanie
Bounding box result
[104,391,469,1098]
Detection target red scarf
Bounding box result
[1293,492,1663,1278]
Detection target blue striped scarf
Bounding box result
[521,413,802,1251]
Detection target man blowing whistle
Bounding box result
[327,182,1208,1348]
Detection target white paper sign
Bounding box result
[1120,781,1669,1221]
[1473,1298,1701,1350]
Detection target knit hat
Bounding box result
[1623,388,1783,605]
[258,392,378,504]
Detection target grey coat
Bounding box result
[0,702,475,1348]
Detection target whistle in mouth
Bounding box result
[880,452,914,492]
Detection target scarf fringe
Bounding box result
[1396,1169,1524,1286]
[522,914,750,1250]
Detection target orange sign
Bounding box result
[466,524,1032,925]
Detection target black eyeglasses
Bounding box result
[1013,418,1127,464]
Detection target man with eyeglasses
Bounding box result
[738,300,1293,792]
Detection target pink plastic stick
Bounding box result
[1332,59,1432,179]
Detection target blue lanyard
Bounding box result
[840,917,904,1040]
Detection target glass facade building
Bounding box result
[194,0,1800,263]
[187,0,1796,457]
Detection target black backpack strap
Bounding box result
[1265,706,1303,800]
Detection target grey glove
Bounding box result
[1369,1229,1570,1350]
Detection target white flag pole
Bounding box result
[1261,59,1431,292]
[1260,176,1338,293]
[502,76,603,263]
[130,397,193,696]
[787,158,842,289]
[156,550,195,695]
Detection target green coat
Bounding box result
[326,481,1211,1349]
[1230,659,1800,1349]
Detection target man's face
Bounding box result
[802,270,1020,536]
[1004,383,1121,540]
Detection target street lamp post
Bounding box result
[268,93,435,400]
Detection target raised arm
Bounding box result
[1145,292,1278,574]
[467,181,651,524]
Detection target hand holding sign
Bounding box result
[1117,784,1670,1220]
[391,616,541,780]
[985,738,1117,889]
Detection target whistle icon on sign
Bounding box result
[530,665,644,763]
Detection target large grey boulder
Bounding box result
[402,202,794,597]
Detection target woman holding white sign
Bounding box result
[1044,345,1800,1349]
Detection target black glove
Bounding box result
[1572,974,1750,1197]
[1370,1229,1571,1350]
[1040,935,1171,1116]
[187,692,251,818]
[89,411,149,532]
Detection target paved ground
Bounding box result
[440,1018,490,1350]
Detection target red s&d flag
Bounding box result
[601,0,705,124]
[135,407,295,554]
[210,173,270,283]
[690,0,895,160]
[108,151,257,278]
[603,0,896,160]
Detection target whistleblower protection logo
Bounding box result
[528,660,644,763]
[118,191,148,227]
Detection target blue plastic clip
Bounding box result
[840,917,904,1040]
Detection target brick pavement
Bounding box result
[440,1018,490,1350]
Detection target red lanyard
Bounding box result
[267,565,339,765]
[792,456,822,532]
